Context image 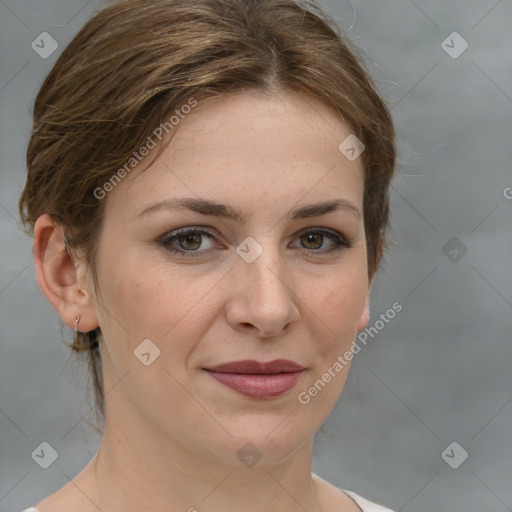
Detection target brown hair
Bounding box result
[18,0,396,431]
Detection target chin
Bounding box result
[193,416,314,467]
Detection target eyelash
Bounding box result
[158,227,351,258]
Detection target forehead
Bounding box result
[164,90,356,160]
[107,90,364,218]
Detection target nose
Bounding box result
[225,244,300,338]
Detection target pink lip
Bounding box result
[203,359,305,399]
[206,359,304,374]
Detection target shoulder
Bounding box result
[341,489,396,512]
[23,480,396,512]
[312,473,395,512]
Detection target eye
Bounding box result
[158,227,218,258]
[292,228,351,253]
[158,227,351,258]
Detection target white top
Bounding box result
[21,490,394,512]
[343,490,395,511]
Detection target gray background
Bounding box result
[1,1,511,511]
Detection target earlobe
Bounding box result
[33,214,98,332]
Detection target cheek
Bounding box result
[311,273,367,332]
[97,247,171,328]
[95,255,219,361]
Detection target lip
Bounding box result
[205,359,304,374]
[203,359,305,399]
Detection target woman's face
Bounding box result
[89,90,370,465]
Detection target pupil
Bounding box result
[180,233,201,250]
[303,233,321,249]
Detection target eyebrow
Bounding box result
[136,197,361,222]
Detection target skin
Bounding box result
[33,90,372,512]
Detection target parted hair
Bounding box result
[18,0,397,430]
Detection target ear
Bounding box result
[356,290,370,332]
[33,214,99,332]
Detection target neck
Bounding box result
[72,398,323,512]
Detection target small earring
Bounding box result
[74,315,81,334]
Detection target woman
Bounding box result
[18,0,397,510]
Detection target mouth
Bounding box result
[203,359,305,399]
